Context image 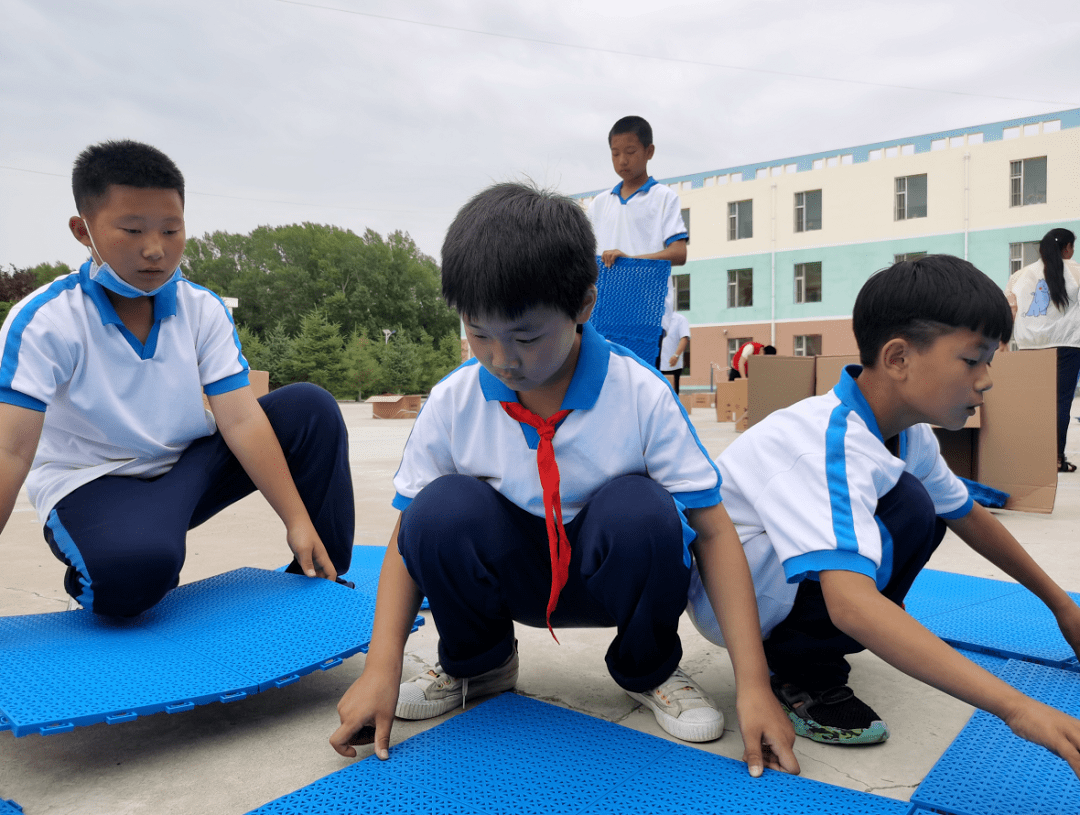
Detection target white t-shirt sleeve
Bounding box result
[640,386,720,507]
[661,194,688,246]
[194,295,249,394]
[0,301,76,410]
[905,424,972,518]
[392,392,457,510]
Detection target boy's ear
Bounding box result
[645,143,655,161]
[69,216,92,248]
[575,285,598,324]
[879,337,911,381]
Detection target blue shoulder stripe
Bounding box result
[825,404,859,554]
[0,274,80,391]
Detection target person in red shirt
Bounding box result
[728,342,776,380]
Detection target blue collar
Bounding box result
[478,322,610,410]
[79,260,178,327]
[611,176,658,204]
[833,365,888,443]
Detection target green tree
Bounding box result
[279,309,352,398]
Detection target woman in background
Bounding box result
[1006,228,1080,472]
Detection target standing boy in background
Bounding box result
[332,183,798,778]
[587,116,688,366]
[660,310,691,393]
[688,256,1080,777]
[0,140,353,617]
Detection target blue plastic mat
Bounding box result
[905,570,1080,670]
[0,567,422,737]
[0,799,23,814]
[589,256,669,365]
[912,660,1080,815]
[338,545,428,611]
[247,693,913,815]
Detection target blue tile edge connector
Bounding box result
[912,660,1080,815]
[247,693,913,815]
[0,566,423,738]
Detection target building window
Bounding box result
[895,251,927,262]
[794,262,822,303]
[895,174,927,220]
[1010,157,1047,206]
[728,200,753,240]
[794,190,822,232]
[727,268,753,308]
[673,273,690,311]
[1010,241,1041,273]
[680,207,691,243]
[727,337,753,366]
[794,334,822,357]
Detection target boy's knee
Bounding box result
[589,475,682,538]
[400,475,497,553]
[263,382,344,430]
[87,549,183,618]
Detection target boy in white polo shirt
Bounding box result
[588,116,688,365]
[0,140,353,618]
[331,182,798,778]
[687,256,1080,776]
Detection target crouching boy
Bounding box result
[331,183,797,777]
[688,255,1080,777]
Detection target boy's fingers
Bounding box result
[374,713,394,760]
[743,745,764,778]
[329,721,359,758]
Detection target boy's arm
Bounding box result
[688,503,800,777]
[820,569,1080,777]
[0,403,44,535]
[668,336,689,370]
[206,386,336,580]
[945,503,1080,652]
[601,240,687,268]
[331,517,423,759]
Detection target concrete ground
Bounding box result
[3,400,1080,814]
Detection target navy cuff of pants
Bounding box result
[762,470,947,691]
[45,382,354,617]
[398,473,688,693]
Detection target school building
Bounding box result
[575,108,1080,391]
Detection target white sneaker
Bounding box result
[396,644,519,720]
[626,666,725,742]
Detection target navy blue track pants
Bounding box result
[398,473,689,693]
[44,382,354,617]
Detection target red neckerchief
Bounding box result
[500,401,573,641]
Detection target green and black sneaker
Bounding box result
[771,676,889,745]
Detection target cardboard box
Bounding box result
[714,379,748,424]
[745,355,816,428]
[678,393,693,414]
[742,351,1057,513]
[691,392,714,408]
[933,349,1057,513]
[367,394,422,419]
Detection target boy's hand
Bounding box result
[1003,697,1080,778]
[330,666,401,760]
[736,685,800,777]
[668,355,679,368]
[600,249,627,267]
[287,522,338,581]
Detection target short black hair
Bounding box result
[608,116,653,149]
[853,254,1013,367]
[441,182,597,320]
[72,140,185,215]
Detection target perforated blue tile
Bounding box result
[247,693,912,815]
[904,569,1025,623]
[0,799,23,814]
[338,545,428,611]
[589,257,669,365]
[0,567,423,737]
[912,660,1080,815]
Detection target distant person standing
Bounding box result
[588,116,688,366]
[660,311,691,393]
[728,341,777,381]
[1005,227,1080,472]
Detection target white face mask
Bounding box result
[84,225,182,299]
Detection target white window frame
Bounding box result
[673,273,690,311]
[1009,241,1041,273]
[728,200,753,240]
[1010,157,1047,207]
[794,190,822,233]
[794,262,822,304]
[895,174,927,220]
[793,334,822,357]
[727,268,753,308]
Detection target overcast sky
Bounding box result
[2,0,1078,271]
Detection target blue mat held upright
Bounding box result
[247,693,913,815]
[589,256,670,365]
[913,660,1080,815]
[0,566,422,737]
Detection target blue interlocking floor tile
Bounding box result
[0,799,23,814]
[339,545,429,611]
[589,257,668,365]
[0,567,419,737]
[247,693,912,815]
[912,660,1080,815]
[905,569,1025,623]
[954,648,1010,676]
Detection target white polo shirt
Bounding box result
[0,262,249,524]
[660,312,690,373]
[587,178,688,319]
[687,365,972,644]
[393,322,720,550]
